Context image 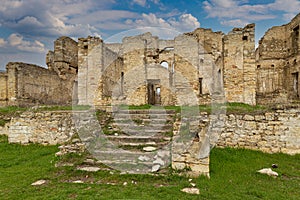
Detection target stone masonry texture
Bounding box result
[0,13,300,177]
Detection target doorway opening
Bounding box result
[293,72,299,97]
[147,79,161,105]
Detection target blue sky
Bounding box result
[0,0,299,70]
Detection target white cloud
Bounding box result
[8,34,22,46]
[269,0,300,13]
[132,0,147,7]
[18,16,44,27]
[8,33,46,53]
[209,0,237,8]
[126,13,200,33]
[0,0,23,12]
[203,0,299,27]
[0,38,7,47]
[221,19,249,27]
[203,0,271,20]
[151,0,160,4]
[131,0,163,7]
[133,13,172,28]
[169,14,200,32]
[283,13,298,21]
[0,0,117,38]
[68,10,139,26]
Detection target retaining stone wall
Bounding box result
[216,109,300,155]
[3,111,76,145]
[2,109,299,155]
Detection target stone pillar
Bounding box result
[77,37,103,106]
[223,24,256,105]
[6,63,18,106]
[121,34,147,105]
[174,34,199,105]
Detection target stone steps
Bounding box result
[113,114,173,120]
[94,149,171,173]
[114,118,173,124]
[114,123,173,131]
[106,135,171,148]
[116,109,176,114]
[95,109,176,172]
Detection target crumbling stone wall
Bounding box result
[5,62,75,106]
[77,36,103,106]
[0,36,78,107]
[3,108,299,176]
[3,111,76,145]
[188,28,224,105]
[2,14,300,108]
[77,24,255,107]
[217,109,300,155]
[0,72,7,106]
[256,13,300,105]
[98,46,123,106]
[46,36,78,79]
[223,24,256,105]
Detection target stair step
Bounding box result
[112,113,173,119]
[115,109,176,114]
[111,130,172,136]
[114,118,173,124]
[106,135,171,143]
[93,149,171,173]
[114,123,173,131]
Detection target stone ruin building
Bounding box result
[1,13,300,176]
[256,14,300,105]
[0,13,299,107]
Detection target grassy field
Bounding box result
[0,135,299,200]
[119,103,270,115]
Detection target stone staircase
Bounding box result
[93,108,177,173]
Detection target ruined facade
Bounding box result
[0,14,299,107]
[0,37,77,106]
[256,13,300,105]
[77,24,256,107]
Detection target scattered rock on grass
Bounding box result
[257,168,278,177]
[77,166,101,172]
[181,188,200,195]
[73,180,84,184]
[272,164,278,168]
[31,180,47,186]
[190,183,196,187]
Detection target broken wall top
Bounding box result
[257,13,300,60]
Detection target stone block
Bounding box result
[255,115,265,121]
[172,162,186,170]
[244,121,257,130]
[243,114,255,121]
[189,163,209,174]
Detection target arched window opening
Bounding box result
[160,61,169,70]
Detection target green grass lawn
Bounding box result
[118,103,271,115]
[0,135,299,199]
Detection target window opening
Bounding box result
[160,61,169,70]
[199,78,203,95]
